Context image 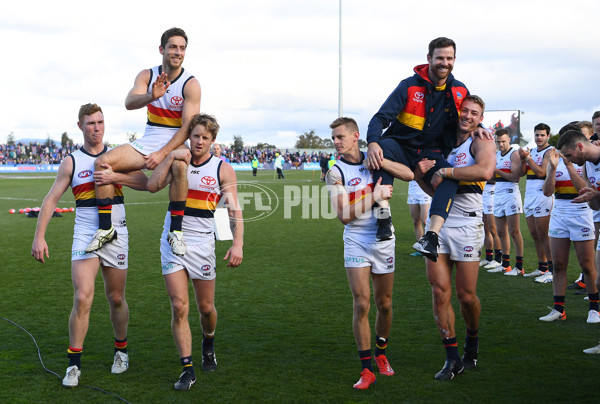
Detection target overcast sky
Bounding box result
[2,0,598,148]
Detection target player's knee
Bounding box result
[73,290,94,312]
[94,154,109,170]
[376,296,393,314]
[197,301,215,317]
[170,298,189,321]
[456,289,477,306]
[171,159,188,176]
[431,285,450,305]
[106,290,125,308]
[353,299,370,317]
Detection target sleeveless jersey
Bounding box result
[553,158,588,211]
[495,148,519,193]
[145,66,195,131]
[70,147,127,234]
[585,160,600,192]
[331,153,377,240]
[445,137,484,226]
[525,145,553,194]
[164,155,222,244]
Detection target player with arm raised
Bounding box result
[86,27,201,257]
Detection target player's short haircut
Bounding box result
[558,121,581,136]
[557,129,589,151]
[188,113,220,140]
[592,111,600,120]
[161,27,188,48]
[428,37,456,57]
[462,95,485,113]
[330,117,359,133]
[495,128,510,138]
[534,123,551,135]
[579,120,593,133]
[78,103,102,123]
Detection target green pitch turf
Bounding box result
[0,170,597,403]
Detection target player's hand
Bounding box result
[94,163,115,185]
[518,147,530,161]
[171,149,191,165]
[367,143,384,170]
[144,150,167,170]
[224,245,243,268]
[415,159,435,182]
[151,72,171,101]
[372,178,393,202]
[471,127,494,140]
[547,148,559,170]
[573,187,600,203]
[31,238,49,264]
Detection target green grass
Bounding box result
[0,170,598,403]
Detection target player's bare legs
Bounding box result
[163,146,190,256]
[192,278,217,372]
[102,266,129,340]
[165,270,193,358]
[69,259,101,348]
[346,267,372,351]
[455,261,481,369]
[86,145,145,253]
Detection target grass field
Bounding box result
[0,170,598,403]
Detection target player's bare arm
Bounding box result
[31,157,73,263]
[542,149,559,197]
[432,137,495,188]
[326,169,392,225]
[144,78,201,169]
[220,163,243,268]
[125,70,170,111]
[379,158,414,182]
[93,164,149,190]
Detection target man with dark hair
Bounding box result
[366,37,488,261]
[489,129,525,275]
[86,27,201,257]
[592,111,600,141]
[539,129,599,326]
[518,123,554,280]
[31,104,148,387]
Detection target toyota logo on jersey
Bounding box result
[170,96,183,106]
[201,176,217,186]
[456,153,466,162]
[348,177,362,186]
